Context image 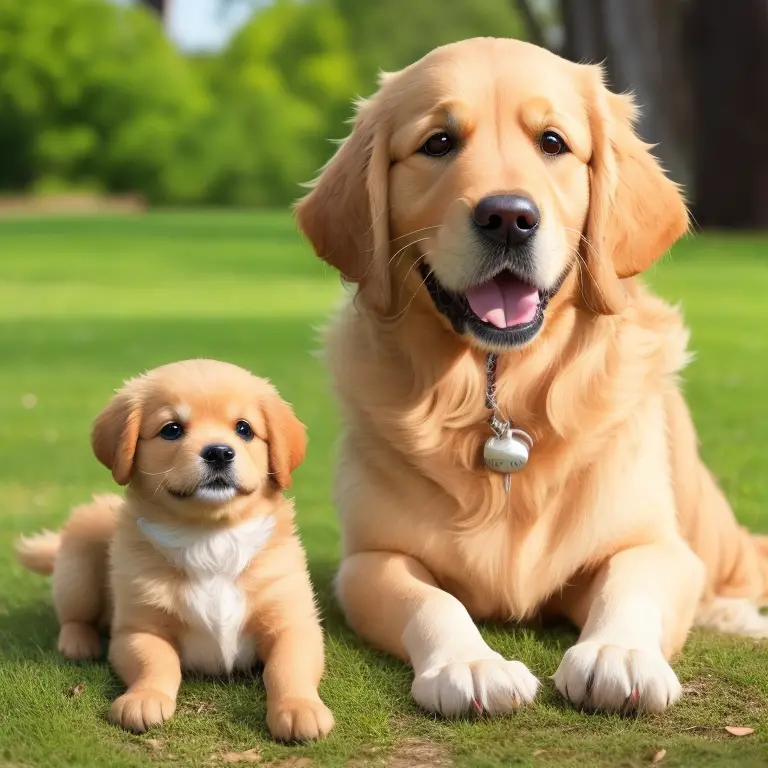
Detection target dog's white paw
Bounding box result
[553,642,681,714]
[412,658,539,717]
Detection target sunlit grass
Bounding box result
[1,213,766,766]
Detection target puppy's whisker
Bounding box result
[139,467,177,477]
[388,225,441,244]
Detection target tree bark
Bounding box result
[559,0,691,189]
[687,0,768,229]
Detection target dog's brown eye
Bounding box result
[235,420,254,442]
[421,132,453,157]
[540,130,569,156]
[159,422,183,441]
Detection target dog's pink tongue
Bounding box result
[465,273,540,328]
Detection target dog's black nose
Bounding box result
[473,195,540,246]
[200,444,235,466]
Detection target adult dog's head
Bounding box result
[91,360,306,521]
[296,38,688,351]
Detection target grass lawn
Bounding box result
[1,212,767,768]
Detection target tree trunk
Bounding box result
[139,0,168,19]
[560,0,691,189]
[687,0,768,229]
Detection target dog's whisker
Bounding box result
[396,252,427,299]
[384,265,433,323]
[387,237,431,270]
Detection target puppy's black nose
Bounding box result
[200,444,235,467]
[473,195,540,246]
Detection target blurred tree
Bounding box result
[137,0,168,18]
[518,0,768,229]
[542,0,691,189]
[204,0,361,203]
[0,0,212,201]
[334,0,524,90]
[688,0,768,229]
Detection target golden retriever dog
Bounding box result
[295,37,768,717]
[15,360,334,742]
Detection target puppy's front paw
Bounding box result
[58,622,102,660]
[553,642,681,714]
[108,689,176,733]
[412,658,539,717]
[267,697,335,742]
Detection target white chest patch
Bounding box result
[137,514,275,674]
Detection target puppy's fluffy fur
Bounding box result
[15,360,334,742]
[296,38,768,718]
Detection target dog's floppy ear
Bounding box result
[580,66,689,315]
[294,91,392,312]
[91,387,142,486]
[260,394,307,490]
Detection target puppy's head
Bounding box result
[91,360,306,517]
[296,38,688,351]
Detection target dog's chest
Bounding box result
[137,516,275,674]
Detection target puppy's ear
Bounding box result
[91,388,142,486]
[260,395,307,490]
[294,92,392,312]
[580,66,689,315]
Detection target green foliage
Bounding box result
[0,0,524,205]
[203,0,360,205]
[0,0,212,202]
[333,0,526,89]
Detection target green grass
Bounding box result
[1,212,767,767]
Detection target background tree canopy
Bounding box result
[1,0,765,227]
[0,0,524,206]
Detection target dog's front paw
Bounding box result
[267,697,335,742]
[553,642,681,714]
[412,658,539,717]
[58,622,102,660]
[108,689,176,733]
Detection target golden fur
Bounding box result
[295,38,768,716]
[15,360,334,741]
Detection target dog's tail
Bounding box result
[14,529,61,575]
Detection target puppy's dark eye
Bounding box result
[235,420,254,442]
[421,132,453,157]
[159,422,183,441]
[540,130,569,156]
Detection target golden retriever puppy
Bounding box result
[295,38,768,718]
[15,360,334,742]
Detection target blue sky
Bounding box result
[116,0,271,52]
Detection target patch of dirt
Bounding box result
[347,738,451,767]
[681,679,709,698]
[0,193,145,217]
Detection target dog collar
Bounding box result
[482,352,533,492]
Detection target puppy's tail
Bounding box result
[14,530,61,575]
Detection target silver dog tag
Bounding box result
[483,430,531,474]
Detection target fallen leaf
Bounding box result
[146,739,164,751]
[652,749,666,763]
[222,748,261,763]
[68,684,85,697]
[725,726,754,737]
[533,750,547,757]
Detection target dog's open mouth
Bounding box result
[168,477,243,503]
[420,264,550,348]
